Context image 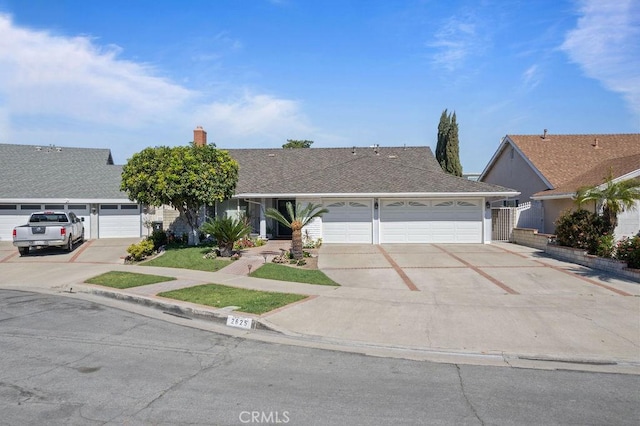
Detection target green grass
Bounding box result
[250,263,340,286]
[158,284,308,315]
[85,271,176,289]
[141,246,231,272]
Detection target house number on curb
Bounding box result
[226,315,253,330]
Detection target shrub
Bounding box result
[127,239,155,261]
[148,229,168,250]
[234,238,255,250]
[200,216,251,257]
[595,233,615,258]
[615,236,640,269]
[554,209,608,254]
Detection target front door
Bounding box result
[276,199,295,238]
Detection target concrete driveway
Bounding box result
[318,243,640,297]
[0,238,139,265]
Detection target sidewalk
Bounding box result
[1,240,638,374]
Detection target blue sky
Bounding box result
[0,0,638,172]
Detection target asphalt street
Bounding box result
[1,289,638,425]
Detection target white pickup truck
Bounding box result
[12,211,85,256]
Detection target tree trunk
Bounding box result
[219,242,234,257]
[291,228,303,260]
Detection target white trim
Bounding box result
[610,168,640,184]
[235,191,519,198]
[0,198,133,204]
[532,168,640,200]
[479,135,554,189]
[531,193,575,200]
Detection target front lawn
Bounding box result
[142,246,230,272]
[158,284,308,315]
[85,271,175,289]
[250,263,339,286]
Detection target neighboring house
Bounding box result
[0,144,144,241]
[189,129,518,244]
[480,132,640,237]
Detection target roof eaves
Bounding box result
[234,190,520,198]
[503,135,554,189]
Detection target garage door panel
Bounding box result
[381,199,482,244]
[322,200,372,244]
[0,214,26,241]
[99,204,141,238]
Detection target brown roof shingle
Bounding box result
[506,134,640,197]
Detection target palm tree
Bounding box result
[575,176,640,232]
[201,216,251,257]
[265,202,328,260]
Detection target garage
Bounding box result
[98,204,141,238]
[380,199,482,243]
[0,204,29,242]
[322,199,373,244]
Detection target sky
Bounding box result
[0,0,638,172]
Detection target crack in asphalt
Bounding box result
[128,338,244,420]
[455,364,484,425]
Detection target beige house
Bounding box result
[480,132,640,237]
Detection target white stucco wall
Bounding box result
[297,198,323,242]
[616,201,640,239]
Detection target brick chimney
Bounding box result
[194,126,207,146]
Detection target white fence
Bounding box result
[515,201,544,232]
[492,201,544,241]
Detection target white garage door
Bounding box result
[0,204,35,242]
[98,204,141,238]
[381,199,482,243]
[322,200,373,244]
[65,204,92,239]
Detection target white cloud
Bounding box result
[193,91,315,145]
[0,13,314,156]
[561,0,640,121]
[522,64,541,91]
[0,14,194,127]
[428,14,487,71]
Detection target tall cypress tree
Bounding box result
[435,109,463,177]
[435,109,449,167]
[445,112,463,176]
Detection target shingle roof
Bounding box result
[504,134,640,197]
[225,146,516,196]
[0,143,130,200]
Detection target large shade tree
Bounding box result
[121,143,239,245]
[282,139,313,148]
[265,202,328,260]
[575,176,640,233]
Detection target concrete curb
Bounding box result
[75,284,640,375]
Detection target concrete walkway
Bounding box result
[0,239,638,374]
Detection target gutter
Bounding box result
[0,198,135,204]
[234,191,520,198]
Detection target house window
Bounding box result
[434,201,454,207]
[121,205,139,210]
[69,204,87,210]
[0,204,17,210]
[408,201,427,207]
[326,202,346,208]
[385,201,404,207]
[20,204,41,210]
[44,204,65,210]
[456,201,477,207]
[349,202,368,208]
[100,204,118,210]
